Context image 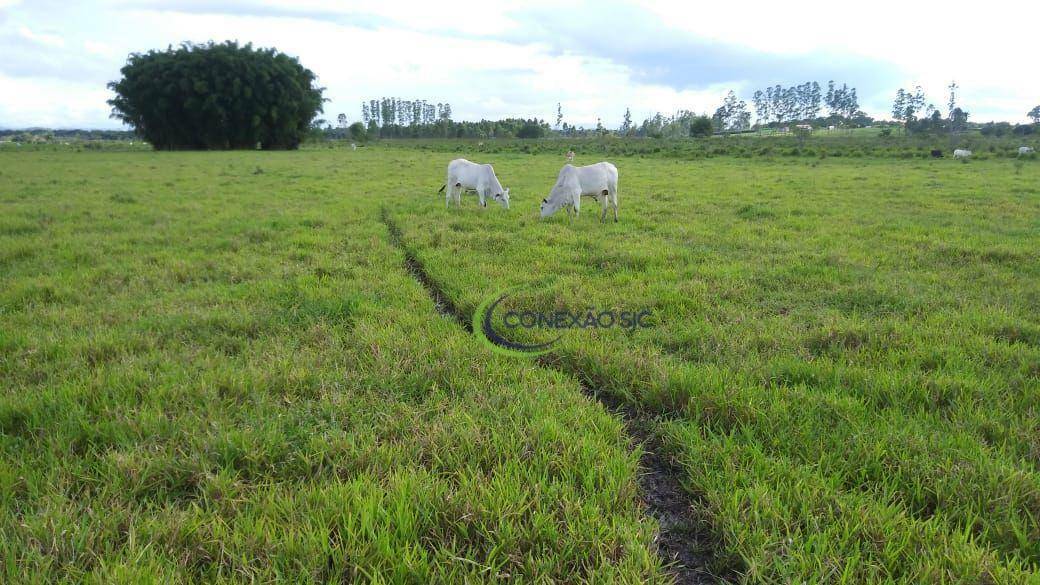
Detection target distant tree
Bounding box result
[752,90,767,125]
[909,86,926,118]
[892,89,907,124]
[517,120,546,139]
[620,107,633,135]
[950,107,969,132]
[826,81,858,119]
[769,85,784,124]
[690,115,714,137]
[1029,105,1040,124]
[108,41,325,150]
[307,118,328,143]
[893,86,926,133]
[805,81,822,119]
[713,91,751,133]
[556,103,563,130]
[348,121,366,141]
[947,81,959,119]
[710,106,725,132]
[929,109,944,130]
[337,113,348,128]
[844,87,859,118]
[980,121,1012,137]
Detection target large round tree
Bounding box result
[108,41,325,150]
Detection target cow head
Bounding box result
[539,196,559,218]
[491,188,510,209]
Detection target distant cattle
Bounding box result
[439,158,510,209]
[953,149,972,160]
[931,149,943,158]
[1019,147,1035,156]
[540,162,619,222]
[565,150,575,162]
[351,143,357,151]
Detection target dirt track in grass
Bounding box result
[382,208,722,584]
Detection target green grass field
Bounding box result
[2,147,1039,583]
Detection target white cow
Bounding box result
[953,149,972,160]
[1019,147,1035,156]
[439,158,510,209]
[540,162,619,222]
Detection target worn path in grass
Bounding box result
[382,208,722,583]
[386,149,1040,581]
[4,146,1039,582]
[0,148,690,582]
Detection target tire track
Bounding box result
[380,209,725,584]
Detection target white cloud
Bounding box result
[0,74,113,127]
[634,0,1040,121]
[83,39,116,57]
[0,0,1037,128]
[17,25,64,47]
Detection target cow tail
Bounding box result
[437,184,445,193]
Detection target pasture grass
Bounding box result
[2,146,1039,582]
[387,151,1040,581]
[0,150,662,582]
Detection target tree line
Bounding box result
[268,78,1040,143]
[889,82,974,136]
[321,97,549,139]
[750,81,861,126]
[96,40,1040,148]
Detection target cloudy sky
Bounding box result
[1,0,1036,129]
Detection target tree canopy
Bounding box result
[108,41,325,150]
[1029,105,1040,125]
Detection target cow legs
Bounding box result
[609,183,619,222]
[445,178,464,208]
[599,189,609,222]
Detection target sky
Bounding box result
[0,0,1037,129]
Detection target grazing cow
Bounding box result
[1019,147,1035,156]
[438,158,510,209]
[351,143,357,151]
[953,149,972,160]
[931,149,943,158]
[565,150,575,162]
[540,162,619,222]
